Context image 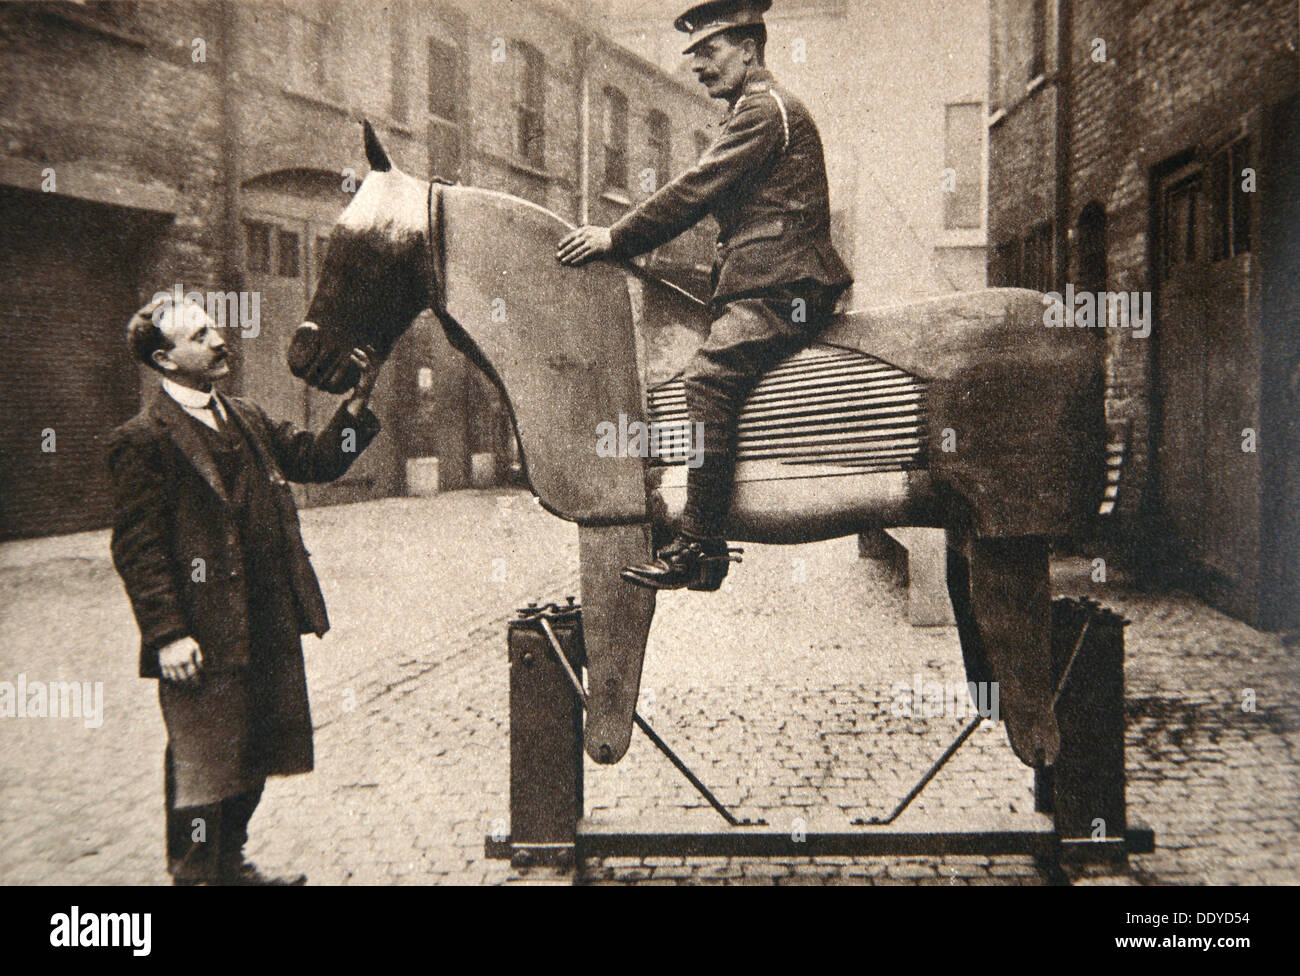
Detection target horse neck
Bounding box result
[429,185,648,522]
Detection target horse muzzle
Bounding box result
[287,321,360,393]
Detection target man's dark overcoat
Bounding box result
[108,390,379,805]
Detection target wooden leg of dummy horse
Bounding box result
[579,523,656,764]
[946,534,1059,768]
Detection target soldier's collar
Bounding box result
[724,67,776,117]
[740,67,775,95]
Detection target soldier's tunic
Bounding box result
[609,66,852,537]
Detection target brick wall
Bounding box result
[0,0,718,527]
[0,3,228,538]
[988,0,1299,544]
[0,3,227,306]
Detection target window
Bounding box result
[427,36,466,182]
[427,38,460,123]
[277,230,301,278]
[245,222,272,274]
[514,42,546,169]
[246,222,301,277]
[647,110,671,193]
[390,2,409,122]
[285,2,332,93]
[1208,138,1252,262]
[603,87,629,191]
[943,103,983,229]
[1029,0,1047,81]
[1161,174,1199,277]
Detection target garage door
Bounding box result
[0,187,158,539]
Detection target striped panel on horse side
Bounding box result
[645,343,928,472]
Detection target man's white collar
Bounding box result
[162,377,218,409]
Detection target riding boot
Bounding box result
[621,532,742,591]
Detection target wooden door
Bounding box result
[1153,137,1262,620]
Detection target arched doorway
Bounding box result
[239,169,403,507]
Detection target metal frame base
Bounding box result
[487,820,1155,867]
[489,598,1156,880]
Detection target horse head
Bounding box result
[287,121,430,393]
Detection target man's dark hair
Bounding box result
[126,296,176,373]
[728,23,767,63]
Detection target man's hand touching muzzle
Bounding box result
[345,347,380,417]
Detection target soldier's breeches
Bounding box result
[681,286,837,539]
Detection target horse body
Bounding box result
[291,127,1107,772]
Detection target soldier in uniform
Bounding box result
[557,0,852,591]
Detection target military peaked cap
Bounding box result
[675,0,771,55]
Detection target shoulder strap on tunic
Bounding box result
[764,89,790,154]
[734,87,790,154]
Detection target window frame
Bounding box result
[647,109,672,193]
[943,101,985,231]
[513,41,547,170]
[603,86,630,192]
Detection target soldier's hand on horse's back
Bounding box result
[556,225,613,265]
[158,636,203,685]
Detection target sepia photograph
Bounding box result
[0,0,1296,925]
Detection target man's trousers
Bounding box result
[680,282,842,540]
[164,744,265,882]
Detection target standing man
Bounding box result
[557,0,852,591]
[108,294,381,885]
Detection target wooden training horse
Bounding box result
[289,123,1107,772]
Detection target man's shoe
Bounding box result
[620,535,742,591]
[224,860,307,886]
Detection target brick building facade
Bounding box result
[987,0,1299,627]
[0,0,715,539]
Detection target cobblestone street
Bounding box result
[1,491,1296,885]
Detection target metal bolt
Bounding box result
[523,652,534,667]
[511,849,533,868]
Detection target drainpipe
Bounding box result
[217,1,242,380]
[1053,0,1073,293]
[576,32,592,224]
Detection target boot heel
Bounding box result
[687,553,736,591]
[687,566,727,591]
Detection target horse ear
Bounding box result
[362,120,392,173]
